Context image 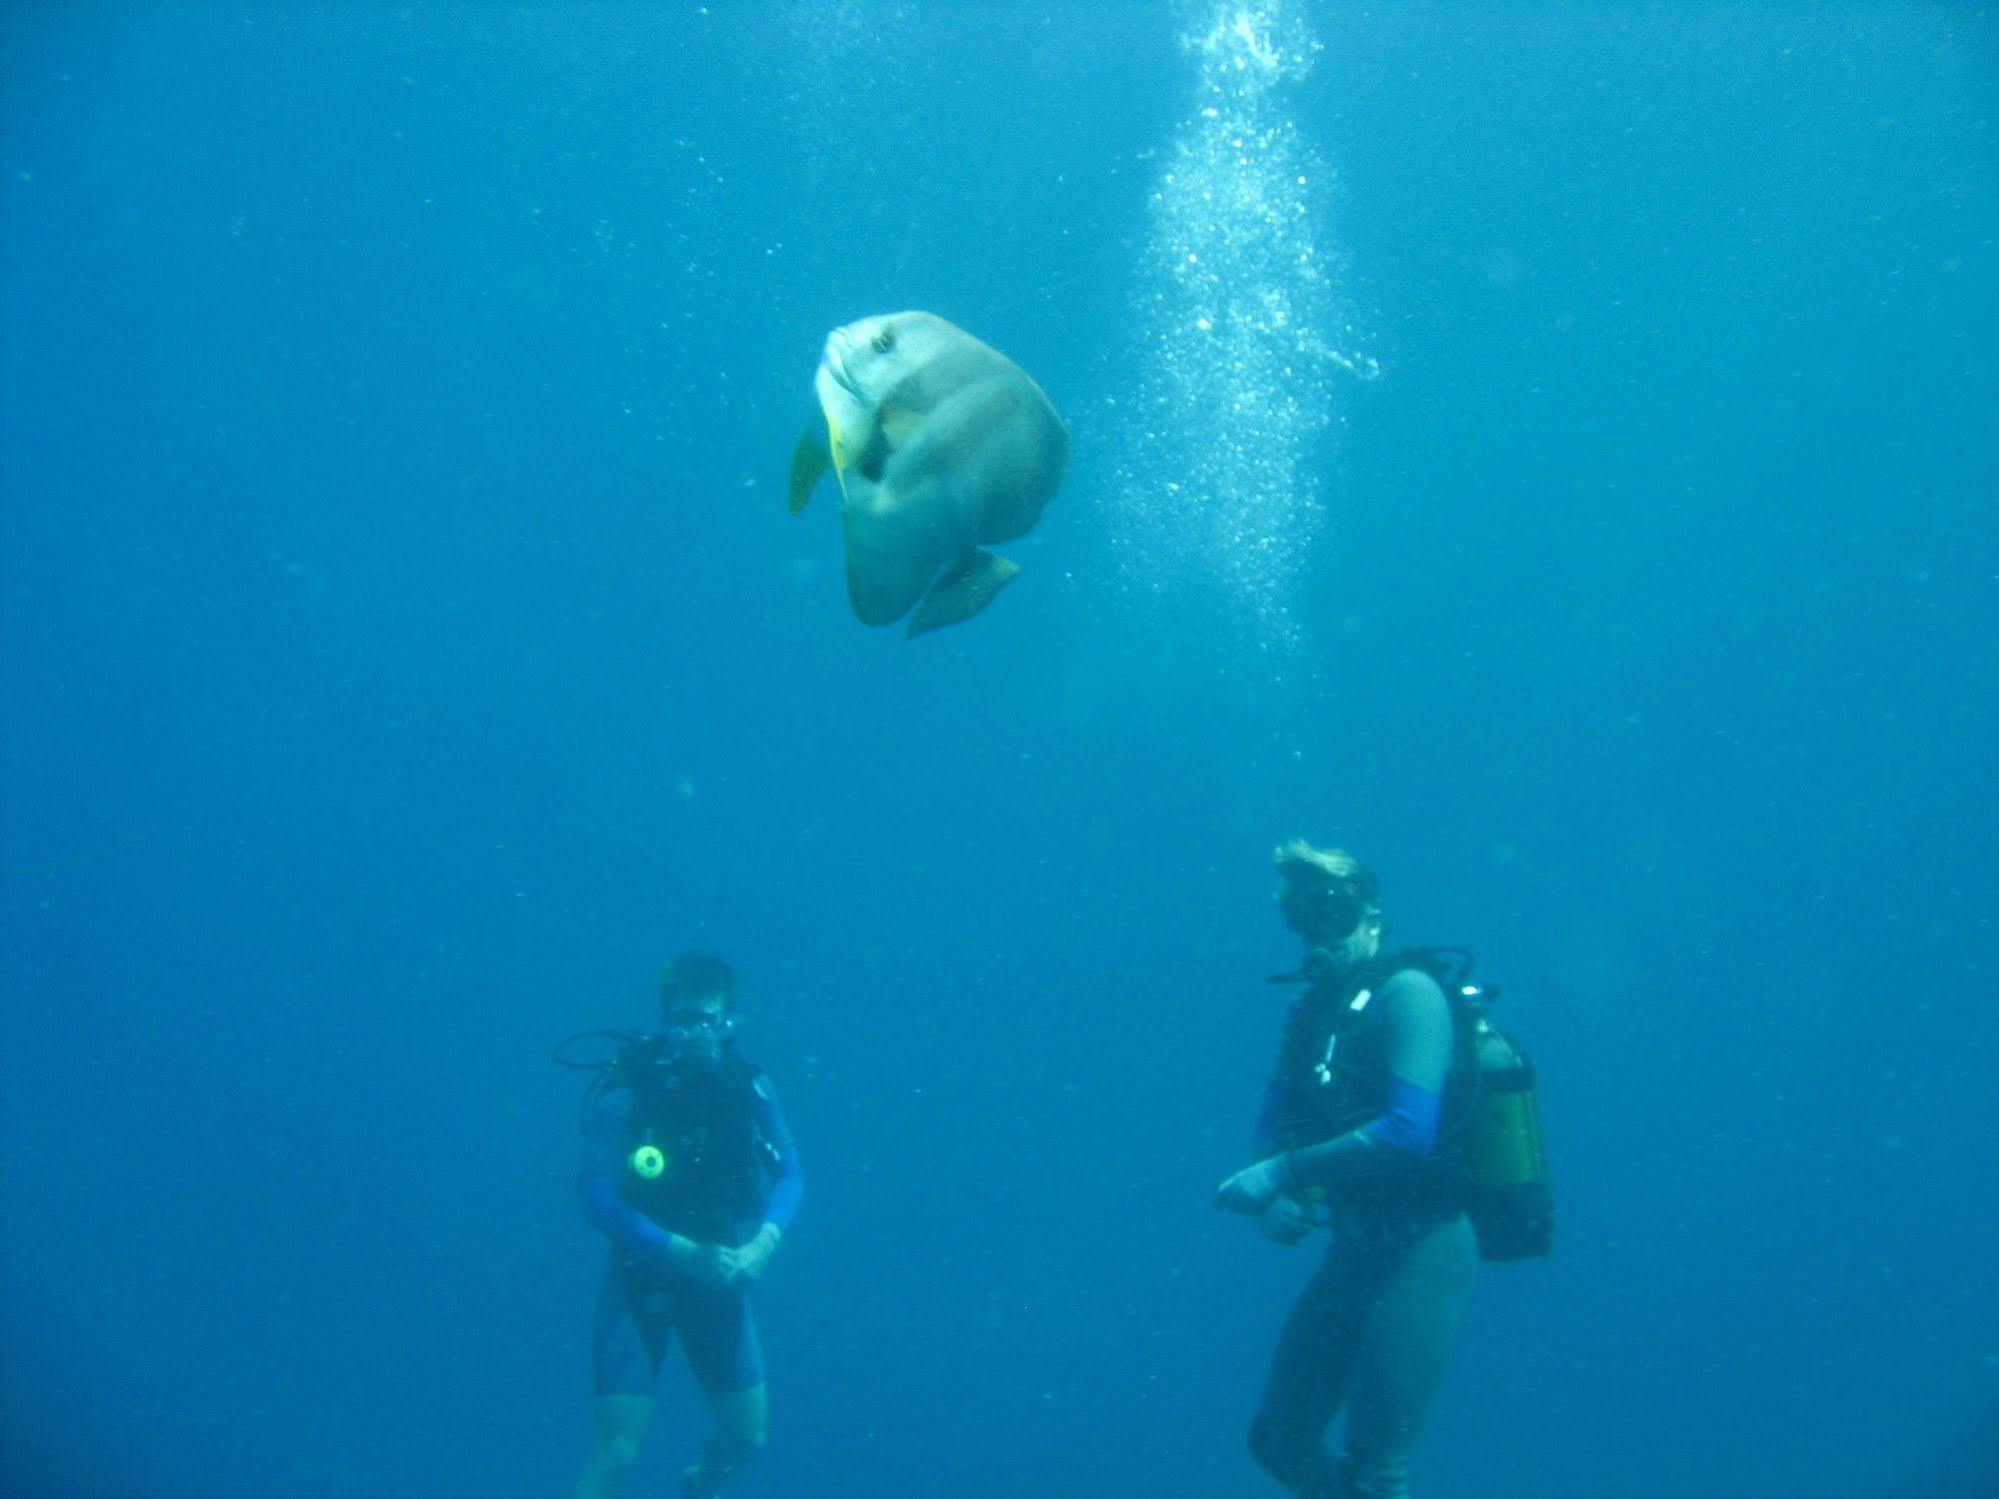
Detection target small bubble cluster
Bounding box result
[1111,2,1377,648]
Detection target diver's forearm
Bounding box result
[1286,1078,1442,1188]
[577,1169,680,1258]
[1283,1128,1384,1190]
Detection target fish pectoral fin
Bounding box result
[852,408,902,483]
[877,401,924,449]
[788,421,833,515]
[904,549,1021,639]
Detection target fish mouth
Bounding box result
[820,330,869,404]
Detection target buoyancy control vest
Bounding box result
[609,1043,772,1245]
[1271,948,1552,1260]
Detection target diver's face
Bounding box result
[1278,879,1382,968]
[660,992,732,1071]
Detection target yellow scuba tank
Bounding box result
[1460,1018,1552,1261]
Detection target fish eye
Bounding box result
[871,327,896,354]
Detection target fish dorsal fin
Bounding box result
[788,421,833,514]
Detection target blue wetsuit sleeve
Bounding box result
[1285,970,1454,1190]
[577,1090,679,1259]
[1361,1075,1442,1156]
[751,1075,803,1235]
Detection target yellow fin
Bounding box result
[825,410,851,502]
[788,421,832,515]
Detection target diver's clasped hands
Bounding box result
[1217,1154,1325,1247]
[659,1225,782,1289]
[719,1223,782,1286]
[1215,1152,1299,1216]
[661,1233,729,1287]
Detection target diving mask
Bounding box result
[1280,880,1366,943]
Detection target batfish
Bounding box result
[788,311,1067,637]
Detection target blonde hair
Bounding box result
[1272,838,1381,905]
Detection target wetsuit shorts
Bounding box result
[592,1264,764,1396]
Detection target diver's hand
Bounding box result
[662,1233,729,1288]
[1215,1153,1297,1215]
[1260,1195,1316,1246]
[720,1224,782,1286]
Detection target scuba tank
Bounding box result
[1390,950,1553,1261]
[1457,1001,1553,1261]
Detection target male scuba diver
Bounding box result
[564,952,802,1499]
[1216,841,1533,1499]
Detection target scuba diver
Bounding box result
[1215,841,1549,1499]
[561,952,802,1499]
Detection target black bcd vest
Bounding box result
[1270,951,1480,1221]
[614,1047,769,1244]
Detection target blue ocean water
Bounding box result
[2,4,1994,1497]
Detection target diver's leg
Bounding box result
[1250,1233,1381,1496]
[572,1271,671,1499]
[676,1287,768,1498]
[572,1395,656,1499]
[681,1384,768,1499]
[1341,1214,1478,1499]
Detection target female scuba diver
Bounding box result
[565,952,802,1499]
[1215,842,1480,1499]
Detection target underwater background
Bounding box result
[3,4,1995,1497]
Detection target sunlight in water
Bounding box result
[1113,1,1377,649]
